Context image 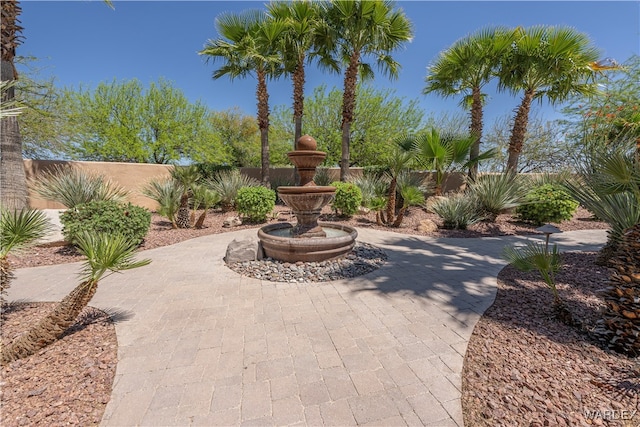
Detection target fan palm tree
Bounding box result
[170,165,201,228]
[321,0,413,181]
[1,0,28,210]
[400,127,495,196]
[191,184,221,229]
[1,0,112,210]
[424,26,513,180]
[498,25,600,173]
[1,231,150,365]
[267,1,331,146]
[200,10,287,187]
[0,208,50,307]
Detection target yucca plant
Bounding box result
[350,173,389,210]
[191,184,221,229]
[171,165,201,228]
[566,147,640,263]
[431,193,484,230]
[1,231,150,365]
[142,178,184,229]
[313,167,332,187]
[467,173,529,222]
[503,242,573,325]
[0,208,51,307]
[392,185,426,227]
[208,169,259,212]
[30,165,128,209]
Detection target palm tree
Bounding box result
[191,184,221,229]
[200,10,287,187]
[1,0,113,210]
[424,26,513,180]
[1,0,28,210]
[400,127,495,196]
[498,25,600,173]
[170,165,201,228]
[321,0,413,181]
[1,231,150,365]
[0,208,50,307]
[267,1,330,146]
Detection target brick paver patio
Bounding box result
[8,227,606,426]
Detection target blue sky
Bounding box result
[19,1,640,128]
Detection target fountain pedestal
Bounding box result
[258,135,357,263]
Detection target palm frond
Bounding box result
[75,232,151,283]
[0,208,51,257]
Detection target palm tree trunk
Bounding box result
[340,51,360,182]
[176,193,191,229]
[293,58,305,145]
[1,280,98,365]
[385,178,397,225]
[0,61,28,210]
[0,256,15,308]
[257,70,270,187]
[194,210,207,229]
[506,89,534,174]
[293,58,305,185]
[468,86,483,180]
[392,206,408,228]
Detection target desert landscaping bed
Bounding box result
[2,205,632,426]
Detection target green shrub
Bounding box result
[431,193,484,230]
[517,184,579,225]
[61,200,151,246]
[330,181,363,217]
[236,186,276,222]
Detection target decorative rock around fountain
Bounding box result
[258,135,357,263]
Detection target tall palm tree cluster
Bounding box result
[199,0,414,185]
[424,25,603,177]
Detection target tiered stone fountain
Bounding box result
[258,135,357,262]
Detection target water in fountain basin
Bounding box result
[266,226,351,238]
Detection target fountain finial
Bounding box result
[296,134,317,151]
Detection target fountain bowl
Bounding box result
[258,222,357,263]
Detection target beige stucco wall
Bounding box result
[25,160,467,210]
[24,160,173,210]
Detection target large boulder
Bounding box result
[224,237,259,264]
[417,219,438,233]
[223,216,242,228]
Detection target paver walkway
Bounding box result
[8,227,607,426]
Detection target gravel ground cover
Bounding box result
[2,204,630,426]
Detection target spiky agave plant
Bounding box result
[467,173,529,222]
[0,208,51,307]
[30,165,129,209]
[1,231,150,365]
[208,169,259,212]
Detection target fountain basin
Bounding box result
[259,222,357,263]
